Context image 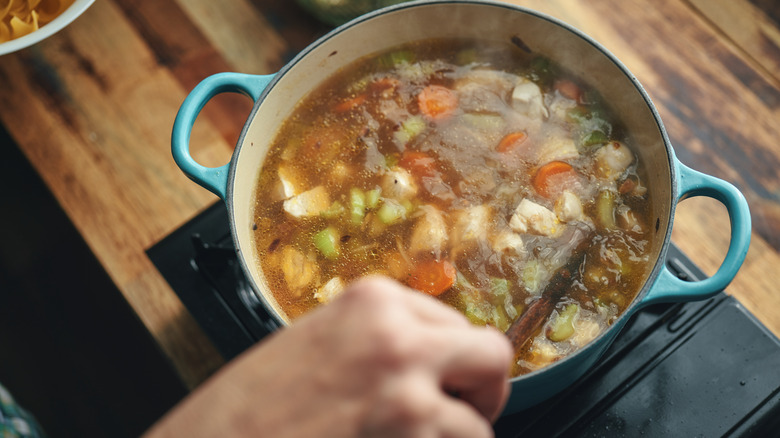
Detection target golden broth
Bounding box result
[251,38,652,375]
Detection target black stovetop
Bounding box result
[147,201,780,437]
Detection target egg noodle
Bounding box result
[0,0,75,43]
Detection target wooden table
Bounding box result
[1,0,778,391]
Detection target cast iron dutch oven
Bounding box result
[171,0,751,415]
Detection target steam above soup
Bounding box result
[251,38,652,375]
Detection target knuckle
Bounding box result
[381,380,436,426]
[368,317,414,368]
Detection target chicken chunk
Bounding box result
[381,167,418,201]
[554,190,584,222]
[535,135,579,164]
[512,80,548,119]
[548,94,579,122]
[570,318,602,348]
[455,69,515,93]
[280,246,319,296]
[452,205,491,248]
[509,199,562,236]
[283,186,331,218]
[490,229,526,257]
[270,164,304,202]
[526,338,560,370]
[455,70,515,114]
[409,205,448,256]
[314,277,345,304]
[595,141,634,181]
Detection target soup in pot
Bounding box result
[251,38,652,375]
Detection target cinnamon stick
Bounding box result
[505,236,591,350]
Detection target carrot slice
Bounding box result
[533,161,577,198]
[554,79,582,102]
[398,150,438,179]
[333,93,367,113]
[497,131,529,153]
[406,259,457,296]
[417,85,458,120]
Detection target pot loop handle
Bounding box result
[172,72,275,199]
[642,160,751,306]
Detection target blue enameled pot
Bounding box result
[171,0,751,415]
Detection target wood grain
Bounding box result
[1,0,778,390]
[0,0,229,387]
[688,0,780,86]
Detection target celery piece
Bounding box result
[456,273,508,330]
[581,130,608,147]
[365,188,382,210]
[491,306,511,332]
[376,199,406,225]
[529,56,553,86]
[548,303,579,342]
[349,188,366,225]
[313,227,340,260]
[462,113,505,132]
[320,200,346,219]
[489,277,518,321]
[596,190,617,229]
[464,306,488,326]
[522,259,543,296]
[459,287,489,326]
[456,48,478,65]
[464,296,510,331]
[394,115,426,145]
[489,277,510,299]
[347,75,370,94]
[530,56,551,74]
[581,88,603,106]
[566,106,590,125]
[383,50,415,67]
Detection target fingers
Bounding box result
[432,395,496,438]
[438,326,513,421]
[361,373,496,438]
[339,275,513,424]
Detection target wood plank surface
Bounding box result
[1,0,778,390]
[0,0,228,387]
[688,0,780,86]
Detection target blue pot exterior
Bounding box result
[171,0,752,415]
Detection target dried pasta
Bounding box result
[0,0,75,43]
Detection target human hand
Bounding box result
[144,276,513,438]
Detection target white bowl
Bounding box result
[0,0,95,56]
